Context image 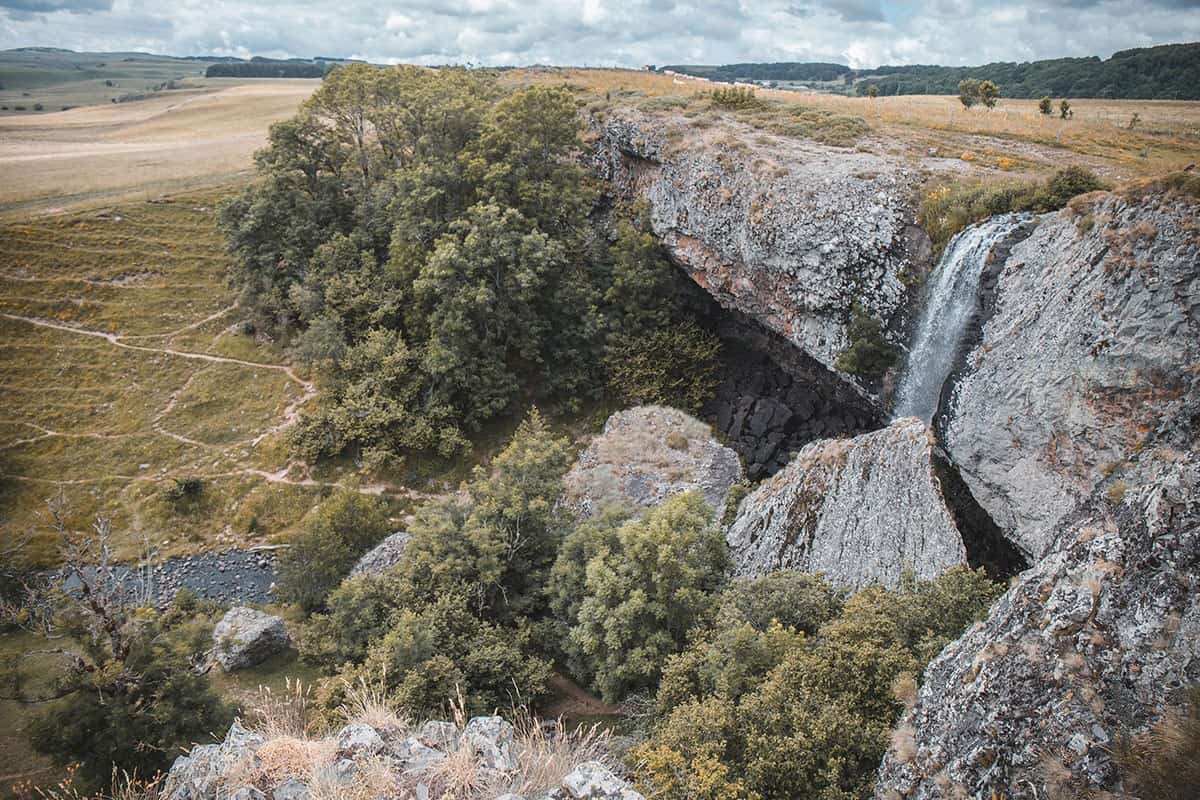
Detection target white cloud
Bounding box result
[0,0,1195,68]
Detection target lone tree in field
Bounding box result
[1060,99,1073,119]
[958,78,980,108]
[867,84,878,99]
[978,80,1000,108]
[1039,96,1053,115]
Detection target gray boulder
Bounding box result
[163,720,265,800]
[334,722,384,758]
[942,188,1200,560]
[463,716,519,772]
[875,459,1200,799]
[563,406,743,519]
[270,777,309,800]
[417,720,459,750]
[228,788,265,800]
[348,531,411,578]
[212,606,291,671]
[557,761,644,800]
[727,417,968,589]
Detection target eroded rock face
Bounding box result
[563,406,743,518]
[875,460,1200,800]
[592,110,926,386]
[212,606,291,671]
[942,190,1200,560]
[726,417,968,589]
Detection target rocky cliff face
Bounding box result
[726,417,968,590]
[592,110,927,389]
[876,458,1199,800]
[941,189,1200,559]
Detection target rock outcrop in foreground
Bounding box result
[211,606,291,671]
[562,406,742,519]
[726,417,968,589]
[876,459,1199,799]
[593,110,926,386]
[162,715,644,800]
[942,188,1200,559]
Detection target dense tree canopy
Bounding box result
[223,64,713,469]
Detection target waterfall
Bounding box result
[893,214,1026,422]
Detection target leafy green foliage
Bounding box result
[1038,96,1053,115]
[395,409,572,624]
[834,304,899,382]
[22,596,232,790]
[276,490,391,613]
[709,86,762,110]
[605,321,722,413]
[631,568,1003,800]
[225,66,708,468]
[556,492,728,702]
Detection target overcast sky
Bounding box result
[0,0,1197,69]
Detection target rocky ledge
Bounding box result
[726,417,969,590]
[592,109,927,390]
[163,716,644,800]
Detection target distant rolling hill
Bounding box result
[663,42,1200,100]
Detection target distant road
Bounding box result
[0,79,317,218]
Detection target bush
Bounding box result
[834,303,899,381]
[709,86,761,110]
[561,491,728,702]
[276,491,391,613]
[300,572,412,667]
[1039,96,1053,115]
[327,591,552,719]
[631,567,1003,800]
[605,320,722,413]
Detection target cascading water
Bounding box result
[893,214,1026,422]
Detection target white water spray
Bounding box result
[893,214,1026,422]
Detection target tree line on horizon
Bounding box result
[663,42,1200,100]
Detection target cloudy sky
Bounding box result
[0,0,1197,69]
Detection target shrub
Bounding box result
[834,303,899,381]
[630,568,1003,800]
[709,86,760,110]
[328,591,552,719]
[300,572,412,667]
[812,114,870,147]
[562,491,728,702]
[1039,96,1053,115]
[1117,686,1200,800]
[605,320,722,413]
[1060,99,1072,119]
[276,491,391,613]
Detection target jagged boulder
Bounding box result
[348,531,411,578]
[875,459,1200,800]
[212,606,291,671]
[726,417,968,589]
[562,406,743,519]
[555,761,644,800]
[592,110,926,385]
[942,186,1200,560]
[463,715,519,772]
[163,721,265,800]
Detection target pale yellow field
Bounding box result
[508,68,1200,183]
[0,79,318,218]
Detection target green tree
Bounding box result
[276,491,391,613]
[958,78,981,108]
[397,410,572,623]
[866,84,879,99]
[1038,96,1053,115]
[566,492,728,702]
[978,79,1001,108]
[834,303,899,381]
[1060,99,1073,118]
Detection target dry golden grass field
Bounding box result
[0,79,318,219]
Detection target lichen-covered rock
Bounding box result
[593,110,926,386]
[348,531,411,578]
[463,716,519,772]
[942,189,1200,559]
[418,720,459,750]
[556,761,644,800]
[563,406,743,519]
[163,721,265,800]
[875,460,1200,799]
[270,778,308,800]
[726,417,968,589]
[334,723,384,758]
[212,606,291,671]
